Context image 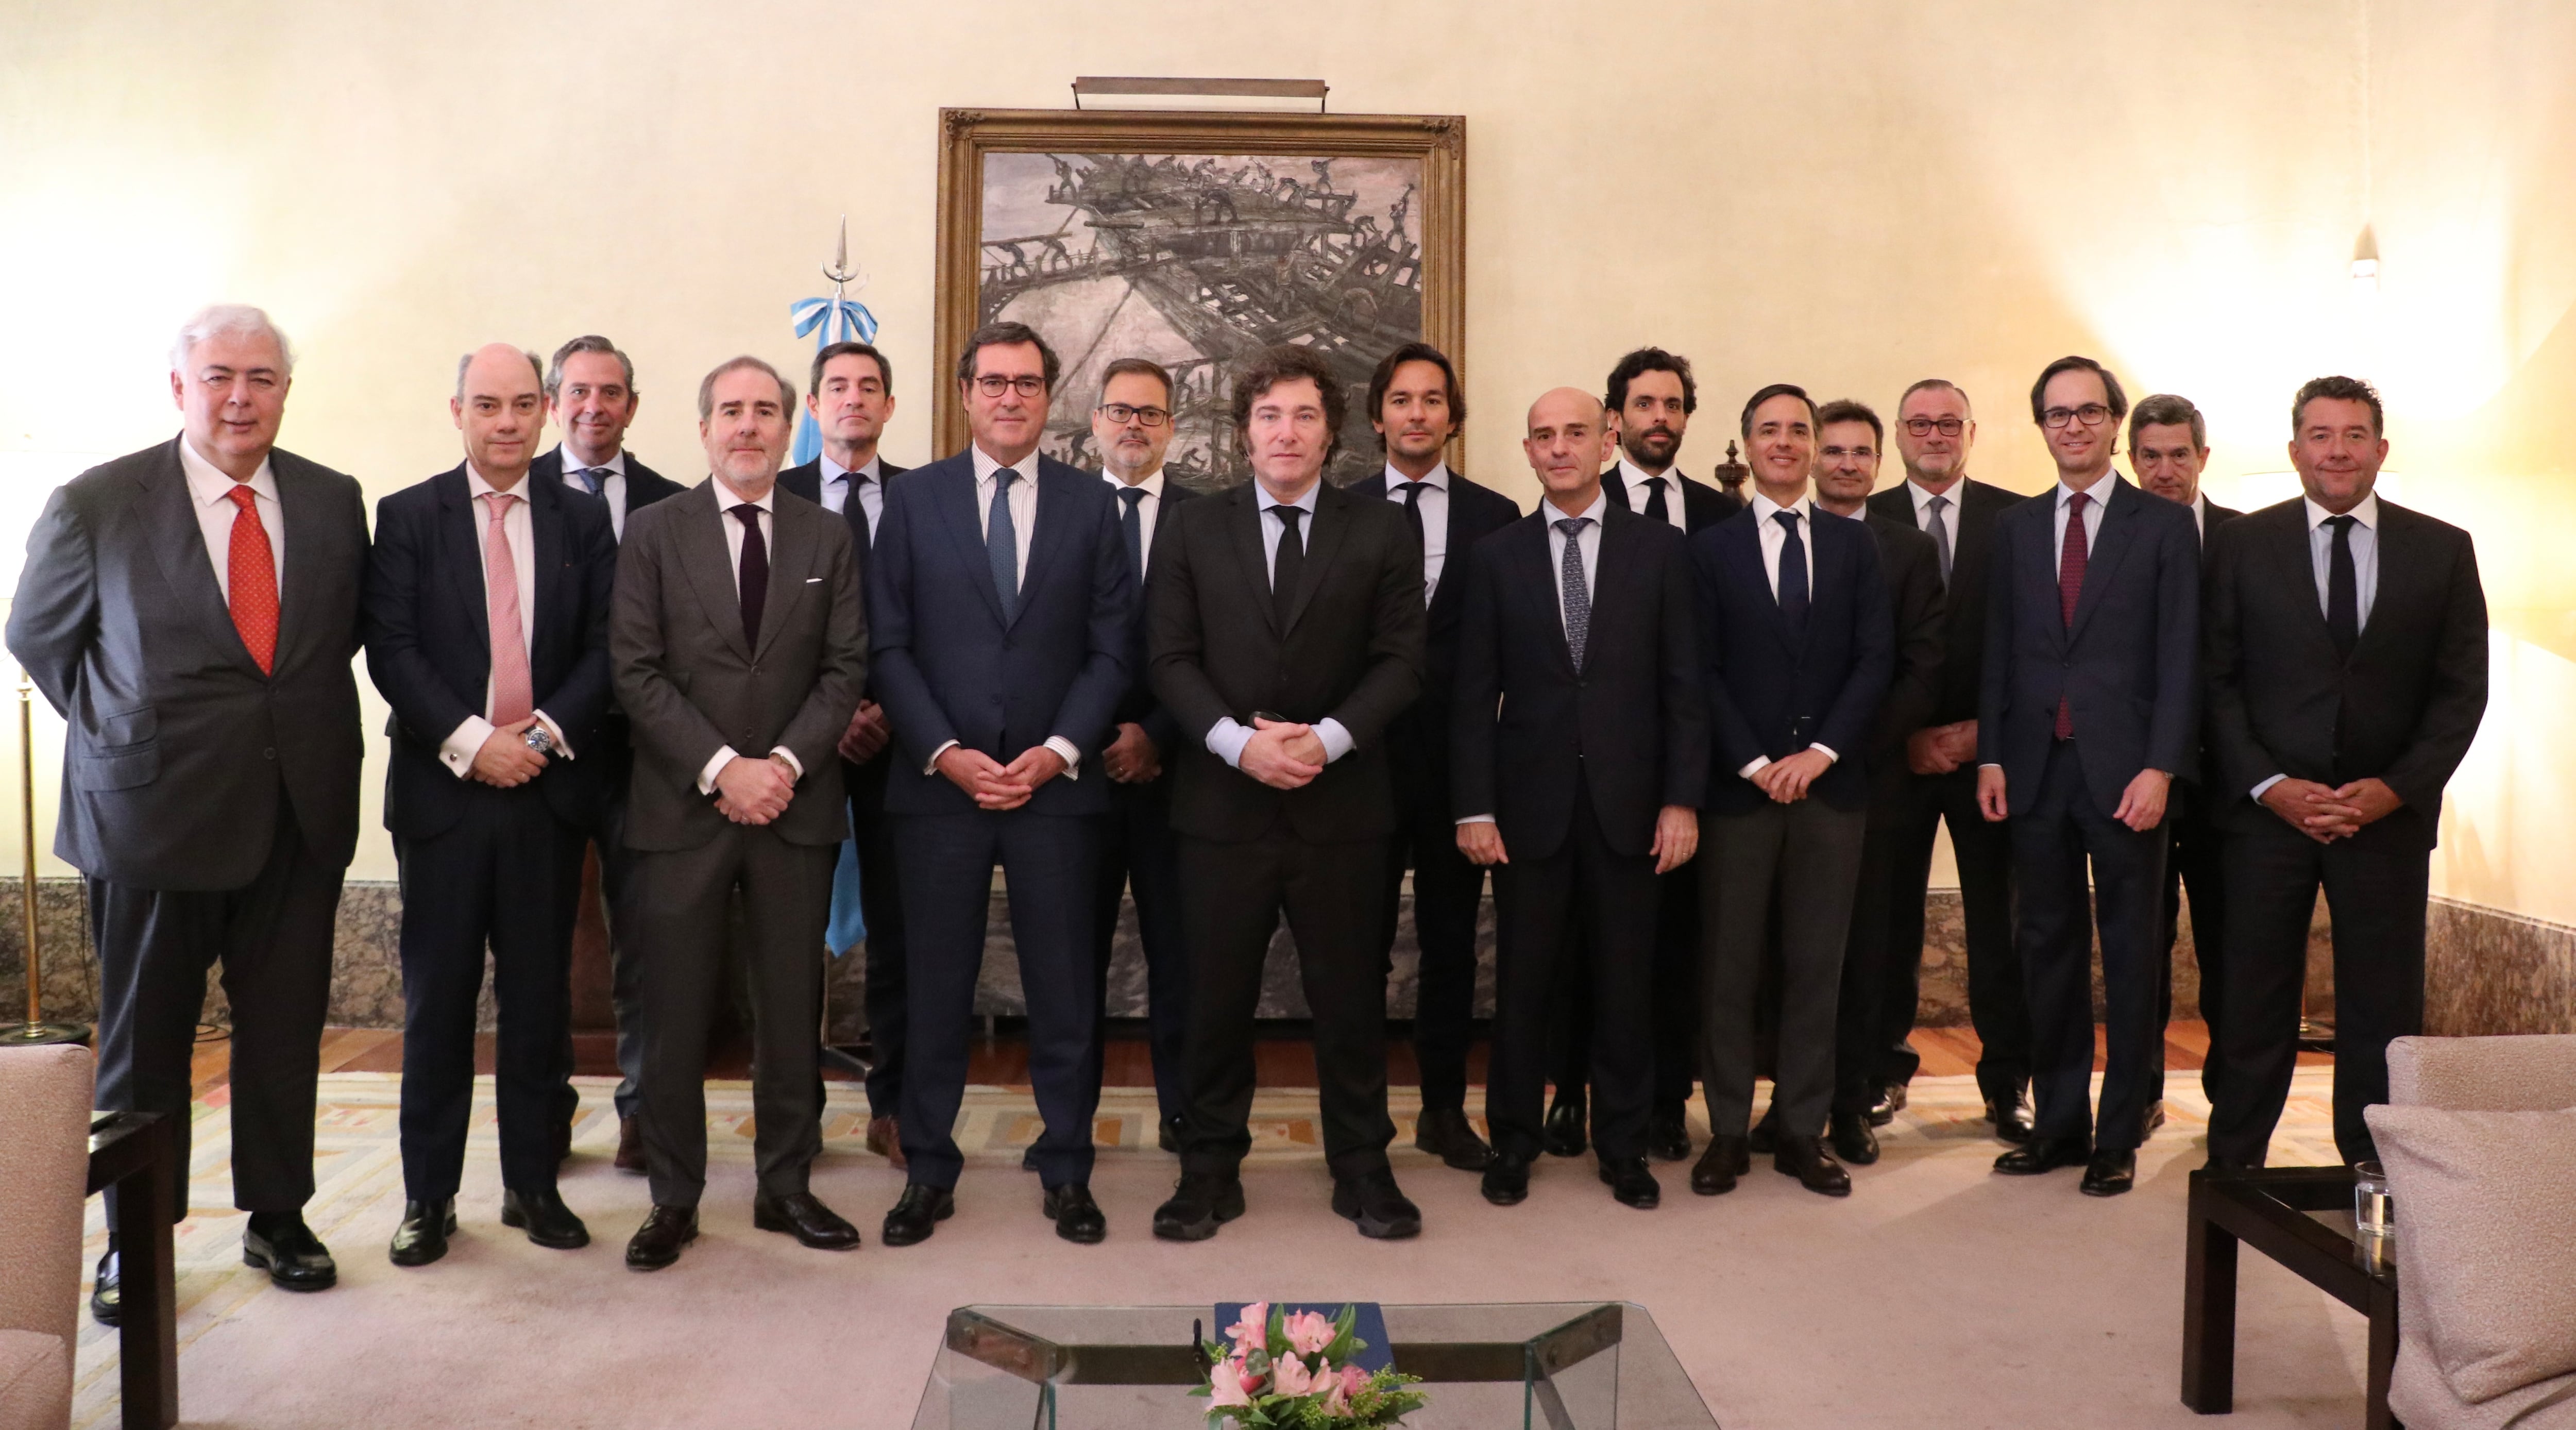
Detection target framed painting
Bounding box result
[934,107,1465,489]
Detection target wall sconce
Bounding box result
[2351,224,2380,292]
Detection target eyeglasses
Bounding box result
[2041,404,2112,429]
[1901,417,1965,437]
[1097,403,1169,427]
[973,374,1046,398]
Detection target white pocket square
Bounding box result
[805,577,823,583]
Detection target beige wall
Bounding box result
[2,0,2571,906]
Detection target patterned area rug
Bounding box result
[70,1068,2342,1427]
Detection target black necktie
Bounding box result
[845,474,873,554]
[1118,486,1147,584]
[1271,505,1305,628]
[2325,514,2360,660]
[1643,476,1671,525]
[732,503,767,645]
[1394,481,1429,552]
[1774,509,1809,632]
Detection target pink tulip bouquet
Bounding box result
[1193,1303,1427,1427]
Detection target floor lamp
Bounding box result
[2,665,85,1047]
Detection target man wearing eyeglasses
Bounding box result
[868,321,1136,1247]
[1084,357,1196,1156]
[1977,356,2199,1199]
[1863,381,2034,1144]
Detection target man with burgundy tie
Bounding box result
[363,344,619,1265]
[11,305,369,1316]
[1977,355,2200,1198]
[778,339,913,1164]
[612,356,867,1270]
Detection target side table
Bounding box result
[2182,1165,2399,1430]
[86,1111,178,1430]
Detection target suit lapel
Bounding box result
[438,469,494,665]
[2066,480,2142,645]
[1011,463,1070,630]
[2346,504,2408,665]
[1513,516,1577,677]
[1747,517,1802,657]
[136,440,264,677]
[1285,482,1346,633]
[754,495,814,659]
[934,462,1008,628]
[269,457,330,671]
[1226,485,1277,635]
[674,483,755,663]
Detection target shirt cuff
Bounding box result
[1206,718,1254,770]
[1810,744,1839,764]
[769,746,803,782]
[1456,814,1495,825]
[533,711,573,760]
[1738,756,1770,779]
[440,715,496,779]
[1314,719,1355,763]
[1044,735,1082,779]
[2251,773,2287,800]
[924,738,960,776]
[1977,762,2002,771]
[698,746,740,795]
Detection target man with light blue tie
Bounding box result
[866,322,1136,1247]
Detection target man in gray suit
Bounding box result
[8,304,368,1317]
[611,355,867,1270]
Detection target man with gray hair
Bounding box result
[9,304,369,1315]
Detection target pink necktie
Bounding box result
[480,491,533,725]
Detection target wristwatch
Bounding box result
[522,724,556,756]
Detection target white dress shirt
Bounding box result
[178,435,283,598]
[1381,460,1450,602]
[2189,491,2208,544]
[555,446,630,539]
[1739,491,1839,779]
[1205,479,1355,770]
[1101,467,1166,577]
[821,451,887,533]
[921,447,1082,778]
[1456,490,1606,828]
[697,479,806,794]
[437,465,571,778]
[1616,456,1689,536]
[2051,475,2115,577]
[1906,477,1961,555]
[2250,493,2385,801]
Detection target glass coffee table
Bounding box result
[913,1302,1719,1428]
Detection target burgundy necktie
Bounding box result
[732,504,767,645]
[2055,491,2089,738]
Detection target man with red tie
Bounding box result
[10,305,371,1318]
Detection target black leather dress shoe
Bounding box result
[1690,1135,1751,1196]
[1747,1113,1780,1156]
[1993,1135,2091,1175]
[1153,1172,1247,1241]
[1775,1137,1853,1197]
[1021,1146,1041,1173]
[1413,1105,1493,1171]
[1541,1090,1587,1157]
[2080,1149,2138,1197]
[1480,1151,1531,1206]
[756,1191,860,1250]
[388,1199,456,1267]
[90,1247,119,1327]
[1598,1156,1660,1209]
[1646,1112,1692,1162]
[1829,1109,1880,1166]
[1866,1082,1906,1128]
[502,1187,590,1249]
[1985,1096,2036,1145]
[881,1184,956,1247]
[1042,1183,1107,1243]
[624,1205,697,1271]
[1331,1170,1421,1239]
[1159,1116,1182,1155]
[2202,1153,2260,1175]
[244,1214,337,1290]
[2142,1101,2167,1136]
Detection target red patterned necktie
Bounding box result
[224,484,279,675]
[2055,490,2089,738]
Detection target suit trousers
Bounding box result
[1179,830,1396,1179]
[2163,784,2230,1105]
[395,784,585,1202]
[555,730,643,1124]
[2209,811,2428,1167]
[1549,866,1701,1117]
[1831,801,1911,1117]
[846,752,910,1118]
[1090,778,1190,1130]
[1379,781,1489,1115]
[633,826,834,1208]
[1485,775,1657,1163]
[2013,739,2170,1152]
[89,795,343,1222]
[1702,798,1866,1138]
[897,809,1101,1191]
[1883,763,2029,1103]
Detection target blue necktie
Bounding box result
[988,468,1020,623]
[571,466,606,497]
[1774,509,1809,632]
[1556,517,1592,669]
[1117,486,1146,584]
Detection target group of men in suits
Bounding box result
[20,302,2490,1311]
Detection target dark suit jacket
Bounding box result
[610,478,866,850]
[1693,504,1893,816]
[1347,467,1519,816]
[866,450,1134,818]
[531,445,686,517]
[2201,497,2487,841]
[777,456,912,574]
[1146,479,1426,844]
[1097,478,1198,758]
[1866,477,2021,729]
[1451,502,1706,859]
[362,466,618,838]
[1861,511,1947,806]
[1978,476,2200,818]
[1603,467,1743,533]
[7,437,367,889]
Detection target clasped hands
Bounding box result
[1240,716,1326,790]
[936,743,1066,810]
[470,717,546,788]
[2260,776,2400,844]
[1905,719,1977,776]
[715,752,798,825]
[1751,748,1834,804]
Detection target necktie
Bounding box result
[1117,485,1147,584]
[1394,481,1428,551]
[1271,505,1306,629]
[223,485,279,675]
[1774,510,1809,632]
[1556,517,1593,669]
[847,476,874,554]
[2325,514,2360,660]
[1926,492,1954,585]
[479,491,533,725]
[2056,491,2091,738]
[732,503,768,646]
[571,467,607,497]
[1643,476,1671,525]
[987,468,1020,623]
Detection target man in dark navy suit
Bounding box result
[1689,384,1891,1201]
[1347,342,1518,1173]
[868,322,1135,1247]
[531,333,686,1172]
[778,339,914,1166]
[1978,356,2200,1199]
[363,344,619,1265]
